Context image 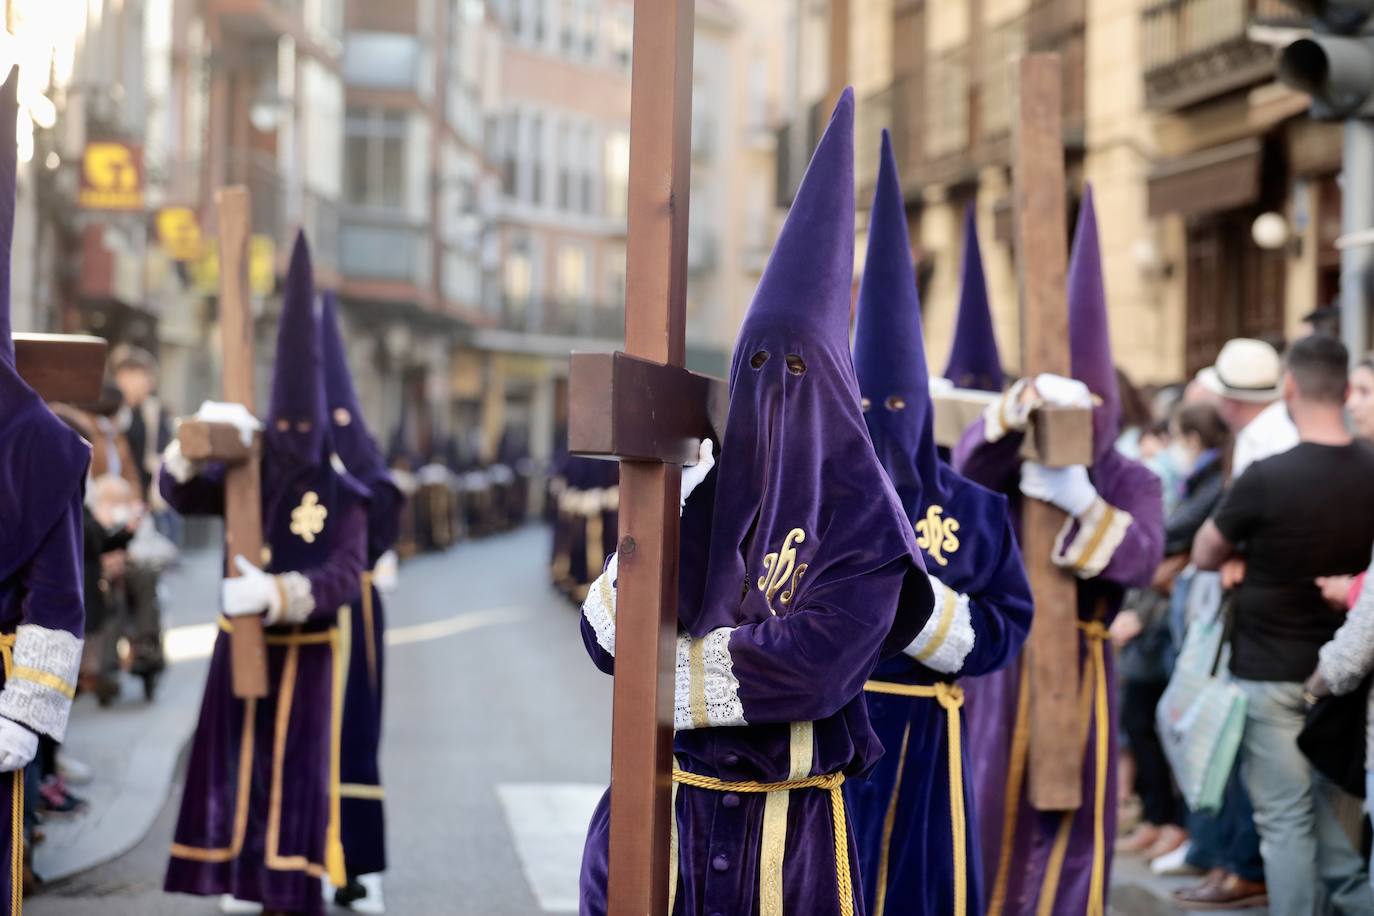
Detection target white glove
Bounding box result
[1020,462,1097,517]
[221,555,282,620]
[161,438,202,485]
[1032,374,1093,409]
[373,549,400,593]
[195,400,263,447]
[0,718,37,772]
[680,439,715,514]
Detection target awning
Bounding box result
[1147,138,1263,219]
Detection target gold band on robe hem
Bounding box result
[863,681,968,916]
[171,621,343,881]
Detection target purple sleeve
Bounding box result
[1095,472,1165,588]
[726,561,907,724]
[952,417,1022,495]
[158,462,227,517]
[21,495,85,639]
[955,517,1034,677]
[302,501,368,623]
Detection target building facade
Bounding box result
[778,0,1335,387]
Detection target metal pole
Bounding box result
[1342,118,1374,360]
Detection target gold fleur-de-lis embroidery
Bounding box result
[915,505,960,567]
[290,491,328,544]
[757,528,809,613]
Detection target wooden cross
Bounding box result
[175,186,268,699]
[13,333,108,404]
[1010,54,1092,811]
[933,55,1096,812]
[565,2,727,913]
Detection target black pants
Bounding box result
[1121,677,1183,826]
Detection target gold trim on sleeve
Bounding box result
[9,666,75,700]
[915,587,960,663]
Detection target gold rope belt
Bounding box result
[863,680,967,916]
[1035,620,1110,916]
[0,634,18,916]
[670,767,854,916]
[217,617,334,645]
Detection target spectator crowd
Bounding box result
[1112,324,1374,913]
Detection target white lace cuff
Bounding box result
[1052,496,1133,578]
[982,378,1031,442]
[0,625,82,741]
[582,554,618,656]
[266,572,316,624]
[904,576,975,675]
[674,628,746,731]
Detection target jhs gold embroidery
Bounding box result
[915,505,960,567]
[290,491,328,544]
[758,528,809,613]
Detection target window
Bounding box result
[505,244,534,303]
[603,130,629,221]
[529,115,544,205]
[580,0,598,59]
[609,8,632,71]
[556,120,572,210]
[502,112,518,195]
[345,108,408,209]
[556,244,589,304]
[560,0,577,54]
[343,33,420,89]
[533,0,547,44]
[581,124,596,215]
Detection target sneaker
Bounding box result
[55,752,93,786]
[218,896,262,914]
[1151,840,1200,876]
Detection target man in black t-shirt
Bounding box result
[1194,335,1374,916]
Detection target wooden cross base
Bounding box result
[13,333,108,405]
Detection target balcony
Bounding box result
[1142,0,1300,112]
[500,296,623,340]
[340,214,432,288]
[773,96,826,207]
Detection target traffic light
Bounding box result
[1278,1,1374,119]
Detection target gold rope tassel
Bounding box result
[864,681,968,916]
[670,768,854,916]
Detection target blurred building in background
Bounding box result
[6,0,784,510]
[779,0,1341,385]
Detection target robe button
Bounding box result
[721,793,740,809]
[711,855,730,872]
[722,753,739,766]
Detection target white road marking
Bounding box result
[497,782,605,913]
[160,606,531,662]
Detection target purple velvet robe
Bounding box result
[953,422,1163,916]
[0,69,89,916]
[161,458,368,915]
[321,292,402,878]
[577,92,932,916]
[845,133,1034,916]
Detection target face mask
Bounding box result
[1166,442,1195,474]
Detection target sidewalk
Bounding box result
[34,549,222,883]
[1111,853,1267,916]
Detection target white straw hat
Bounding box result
[1195,338,1283,403]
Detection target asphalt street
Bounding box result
[29,526,613,915]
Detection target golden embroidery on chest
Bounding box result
[757,527,809,613]
[915,505,960,568]
[290,492,328,544]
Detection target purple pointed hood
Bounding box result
[677,90,925,655]
[854,130,943,511]
[321,292,387,480]
[267,231,326,465]
[1067,186,1119,457]
[0,66,91,583]
[942,204,1003,392]
[0,71,18,371]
